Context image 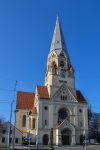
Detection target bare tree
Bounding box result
[0,117,5,135]
[88,110,98,142]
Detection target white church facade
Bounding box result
[16,17,88,146]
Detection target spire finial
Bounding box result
[56,14,60,24]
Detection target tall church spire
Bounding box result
[49,16,69,57]
[45,16,75,96]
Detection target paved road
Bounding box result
[1,145,100,150]
[54,145,100,150]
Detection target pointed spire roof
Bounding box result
[49,16,69,56]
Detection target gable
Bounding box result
[51,84,78,103]
[57,119,75,131]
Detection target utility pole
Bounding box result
[12,80,18,150]
[8,100,14,148]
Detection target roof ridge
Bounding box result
[17,91,35,94]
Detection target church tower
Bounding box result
[16,16,88,146]
[45,16,75,96]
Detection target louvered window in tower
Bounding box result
[60,61,64,67]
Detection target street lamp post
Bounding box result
[27,112,31,150]
[36,111,39,150]
[28,131,30,150]
[36,94,40,150]
[83,130,87,150]
[50,128,54,150]
[12,109,18,150]
[83,108,87,150]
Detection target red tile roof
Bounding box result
[31,107,37,114]
[76,90,88,104]
[37,86,49,99]
[16,91,35,110]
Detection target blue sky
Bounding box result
[0,0,100,122]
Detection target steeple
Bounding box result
[49,16,69,57]
[45,16,75,96]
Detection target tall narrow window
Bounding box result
[2,137,5,143]
[15,138,18,143]
[45,120,47,125]
[2,130,6,134]
[29,118,31,129]
[22,115,26,127]
[61,95,63,100]
[32,118,35,129]
[79,121,83,127]
[10,138,12,143]
[60,61,64,67]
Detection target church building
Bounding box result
[16,17,88,145]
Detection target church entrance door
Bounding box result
[62,135,70,145]
[61,128,71,145]
[43,134,49,145]
[80,135,83,145]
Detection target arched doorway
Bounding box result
[61,128,71,145]
[43,134,49,145]
[80,135,83,145]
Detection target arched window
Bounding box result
[29,118,31,129]
[54,63,57,74]
[45,120,47,125]
[60,61,65,67]
[22,115,26,127]
[61,95,67,100]
[42,134,49,145]
[32,118,35,129]
[65,96,67,100]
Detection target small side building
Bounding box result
[0,122,23,146]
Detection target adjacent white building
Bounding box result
[16,16,88,146]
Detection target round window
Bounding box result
[44,106,48,110]
[79,109,82,113]
[58,108,67,119]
